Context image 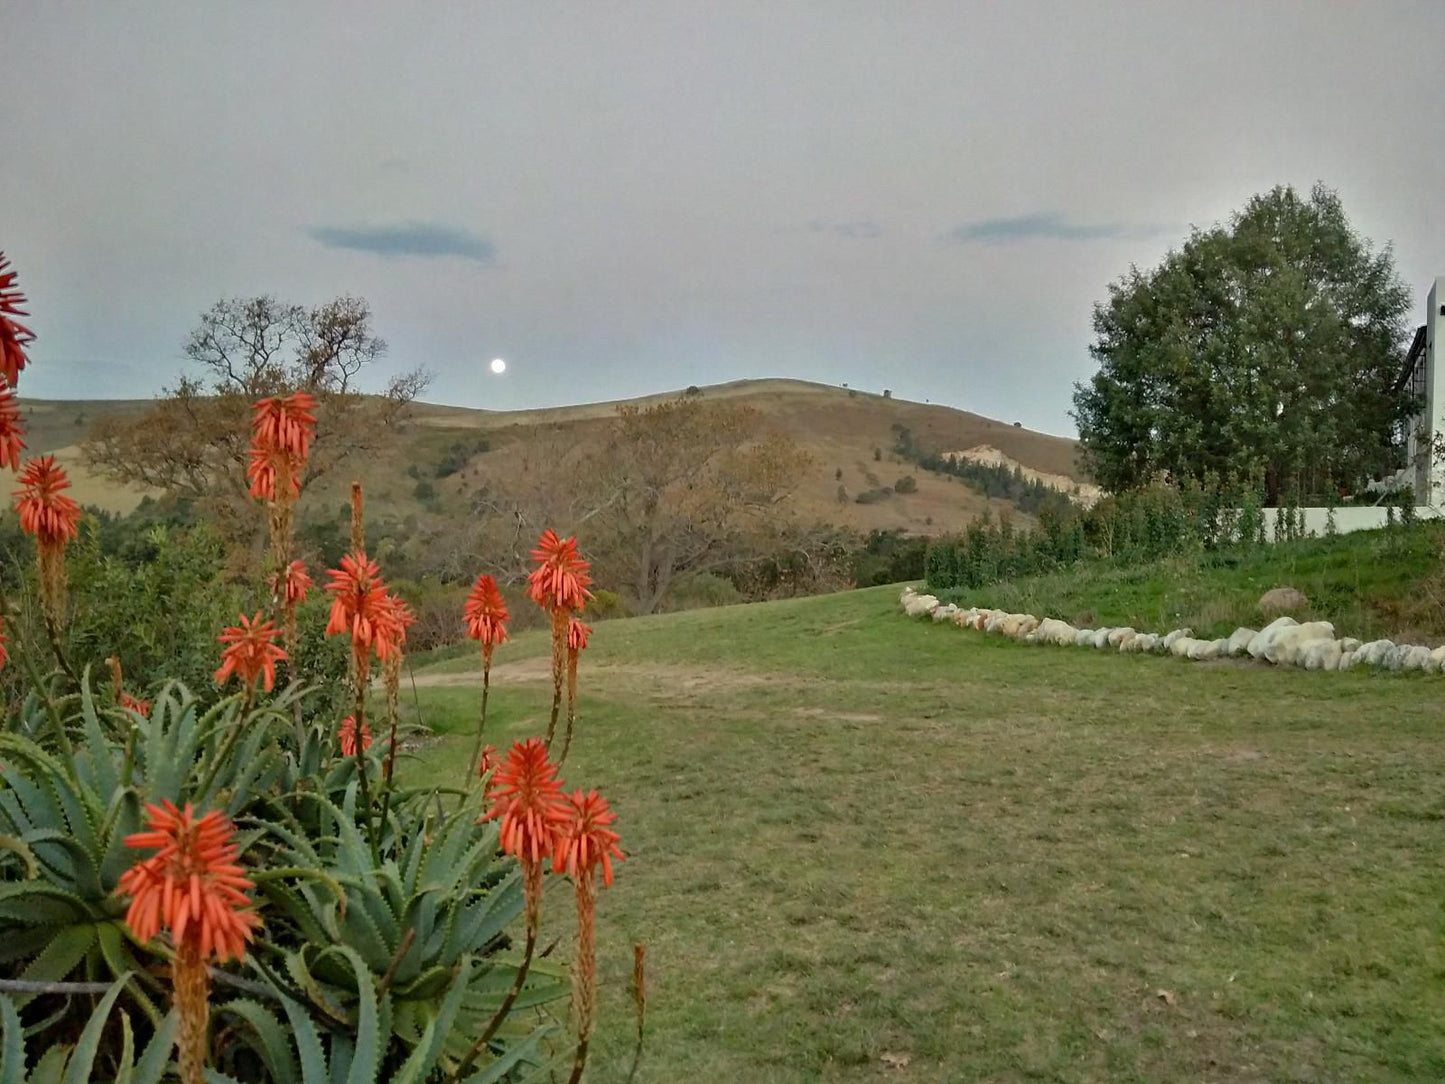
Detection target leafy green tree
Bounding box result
[1073,183,1413,502]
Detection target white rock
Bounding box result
[1263,621,1335,667]
[1226,627,1258,656]
[1300,639,1343,671]
[1338,649,1357,671]
[1170,636,1202,658]
[1401,645,1432,672]
[1116,632,1138,652]
[903,594,939,618]
[1355,640,1393,667]
[932,604,958,622]
[1430,646,1445,673]
[1132,633,1160,653]
[1091,628,1113,649]
[1246,616,1300,659]
[1073,628,1094,647]
[1383,645,1407,671]
[1161,628,1194,649]
[1339,637,1362,653]
[1106,627,1137,648]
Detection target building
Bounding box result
[1398,277,1445,505]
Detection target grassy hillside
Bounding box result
[19,379,1083,535]
[404,585,1445,1081]
[939,522,1445,644]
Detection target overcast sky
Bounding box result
[5,2,1443,436]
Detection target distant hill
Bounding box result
[20,378,1084,534]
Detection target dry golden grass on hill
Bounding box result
[24,379,1083,534]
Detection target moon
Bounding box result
[490,358,507,374]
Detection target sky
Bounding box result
[5,1,1444,437]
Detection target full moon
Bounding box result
[490,358,506,374]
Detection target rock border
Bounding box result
[899,587,1445,674]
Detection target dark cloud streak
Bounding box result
[308,222,495,263]
[945,212,1168,245]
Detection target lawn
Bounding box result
[406,585,1445,1082]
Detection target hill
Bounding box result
[27,379,1083,535]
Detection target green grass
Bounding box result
[405,586,1445,1082]
[939,523,1445,643]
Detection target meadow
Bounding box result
[408,583,1445,1082]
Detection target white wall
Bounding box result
[1252,504,1444,542]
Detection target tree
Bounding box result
[456,398,812,614]
[84,295,430,546]
[1072,184,1413,502]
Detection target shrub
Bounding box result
[585,587,632,620]
[894,475,918,494]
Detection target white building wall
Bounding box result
[1427,277,1445,506]
[1256,504,1443,542]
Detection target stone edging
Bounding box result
[899,587,1445,674]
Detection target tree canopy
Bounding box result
[1072,183,1413,501]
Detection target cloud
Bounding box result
[944,212,1166,245]
[807,218,882,240]
[307,221,495,263]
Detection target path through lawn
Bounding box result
[408,586,1445,1082]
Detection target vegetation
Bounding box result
[1073,183,1414,501]
[892,422,1074,518]
[0,254,631,1082]
[938,519,1445,642]
[404,585,1445,1081]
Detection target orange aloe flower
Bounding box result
[251,391,318,462]
[483,738,571,864]
[119,800,258,1084]
[324,550,400,664]
[214,611,287,692]
[339,714,372,756]
[15,455,81,543]
[567,617,592,653]
[526,529,593,611]
[553,787,623,1083]
[245,446,302,501]
[118,800,258,961]
[0,252,34,389]
[552,788,625,886]
[0,386,26,472]
[16,455,83,616]
[121,691,152,717]
[464,573,510,654]
[273,559,313,606]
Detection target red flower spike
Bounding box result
[117,800,258,962]
[567,617,592,652]
[14,456,81,543]
[482,738,571,864]
[552,788,625,887]
[464,574,510,647]
[324,551,400,661]
[246,447,302,501]
[339,714,372,756]
[0,387,26,472]
[214,612,287,692]
[527,529,592,611]
[0,253,34,389]
[120,691,152,718]
[251,392,318,463]
[273,559,313,607]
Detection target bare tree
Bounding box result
[450,398,812,613]
[85,295,430,546]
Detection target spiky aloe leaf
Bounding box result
[392,959,471,1084]
[59,973,132,1084]
[216,998,300,1083]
